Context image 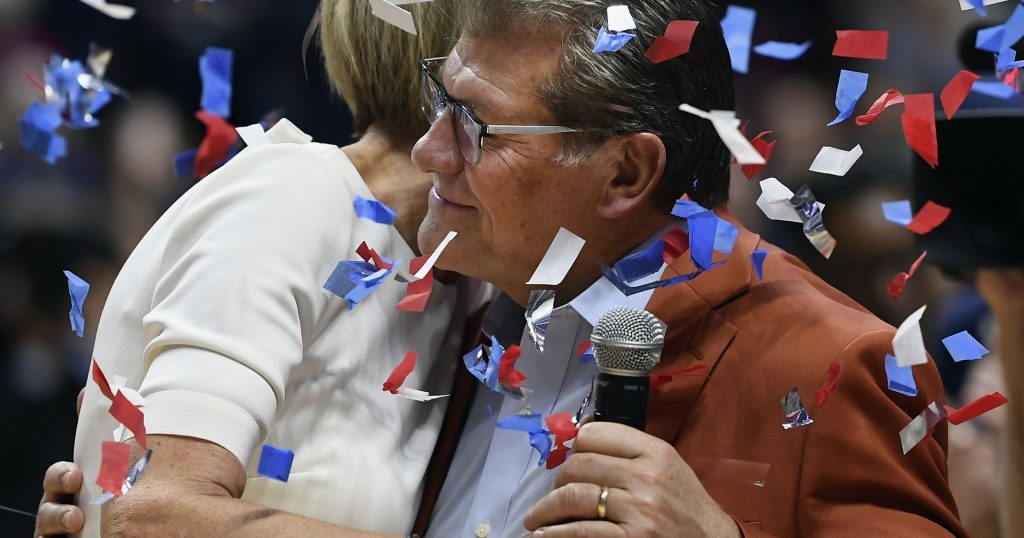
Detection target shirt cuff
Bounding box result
[141,389,263,467]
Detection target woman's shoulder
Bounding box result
[194,119,366,211]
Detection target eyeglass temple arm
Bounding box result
[484,125,579,135]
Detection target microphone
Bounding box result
[590,306,666,430]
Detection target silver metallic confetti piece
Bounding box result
[573,376,596,426]
[781,387,814,430]
[790,184,837,259]
[525,289,555,353]
[899,401,946,455]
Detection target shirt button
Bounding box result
[475,522,491,537]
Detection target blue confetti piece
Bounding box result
[496,413,552,466]
[977,4,1024,53]
[752,40,812,60]
[462,340,516,396]
[670,199,709,219]
[42,54,118,130]
[721,5,756,74]
[687,211,719,271]
[977,26,1005,53]
[966,0,987,16]
[997,47,1024,71]
[63,270,90,337]
[173,148,198,178]
[20,101,67,164]
[593,26,635,53]
[972,81,1022,100]
[199,47,233,119]
[486,335,503,391]
[323,260,396,309]
[613,239,665,283]
[714,218,739,255]
[1001,4,1024,49]
[885,354,918,397]
[751,249,768,282]
[942,330,990,362]
[529,430,553,466]
[257,444,294,482]
[463,345,489,384]
[579,344,595,364]
[827,70,869,126]
[882,200,914,227]
[353,195,397,225]
[496,413,543,433]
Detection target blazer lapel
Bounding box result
[645,214,759,443]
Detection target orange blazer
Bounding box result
[416,224,967,537]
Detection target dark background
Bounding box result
[0,0,1017,534]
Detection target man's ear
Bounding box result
[597,132,666,219]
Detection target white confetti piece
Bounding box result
[527,228,586,286]
[808,144,863,176]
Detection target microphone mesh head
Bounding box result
[591,306,665,373]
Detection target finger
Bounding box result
[41,462,82,501]
[34,502,84,536]
[76,387,85,416]
[554,452,634,490]
[531,520,627,538]
[572,422,653,459]
[523,483,630,531]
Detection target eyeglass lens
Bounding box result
[422,66,483,164]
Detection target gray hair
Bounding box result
[457,0,735,209]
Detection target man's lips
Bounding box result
[431,187,473,209]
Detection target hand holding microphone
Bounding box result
[524,306,740,537]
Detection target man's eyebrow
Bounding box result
[446,90,493,118]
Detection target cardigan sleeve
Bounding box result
[136,143,355,466]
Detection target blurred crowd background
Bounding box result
[0,0,1016,535]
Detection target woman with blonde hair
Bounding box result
[34,1,474,536]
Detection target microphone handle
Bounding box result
[593,371,649,430]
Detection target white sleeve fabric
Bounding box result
[138,143,354,466]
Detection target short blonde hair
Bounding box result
[319,0,457,138]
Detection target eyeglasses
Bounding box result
[419,57,580,165]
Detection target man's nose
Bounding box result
[412,109,465,177]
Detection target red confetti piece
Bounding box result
[355,241,393,270]
[108,391,147,450]
[544,413,578,469]
[651,364,709,390]
[660,228,689,266]
[92,359,115,401]
[940,71,980,120]
[856,89,904,126]
[1003,67,1019,88]
[545,412,579,445]
[906,202,951,235]
[193,110,238,179]
[945,392,1009,425]
[546,444,570,469]
[96,441,131,495]
[397,255,433,312]
[382,351,417,394]
[644,20,699,64]
[902,94,938,168]
[498,345,527,389]
[832,30,889,60]
[26,73,46,94]
[814,360,841,408]
[741,131,776,180]
[886,251,927,301]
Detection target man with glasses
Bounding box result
[410,1,967,537]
